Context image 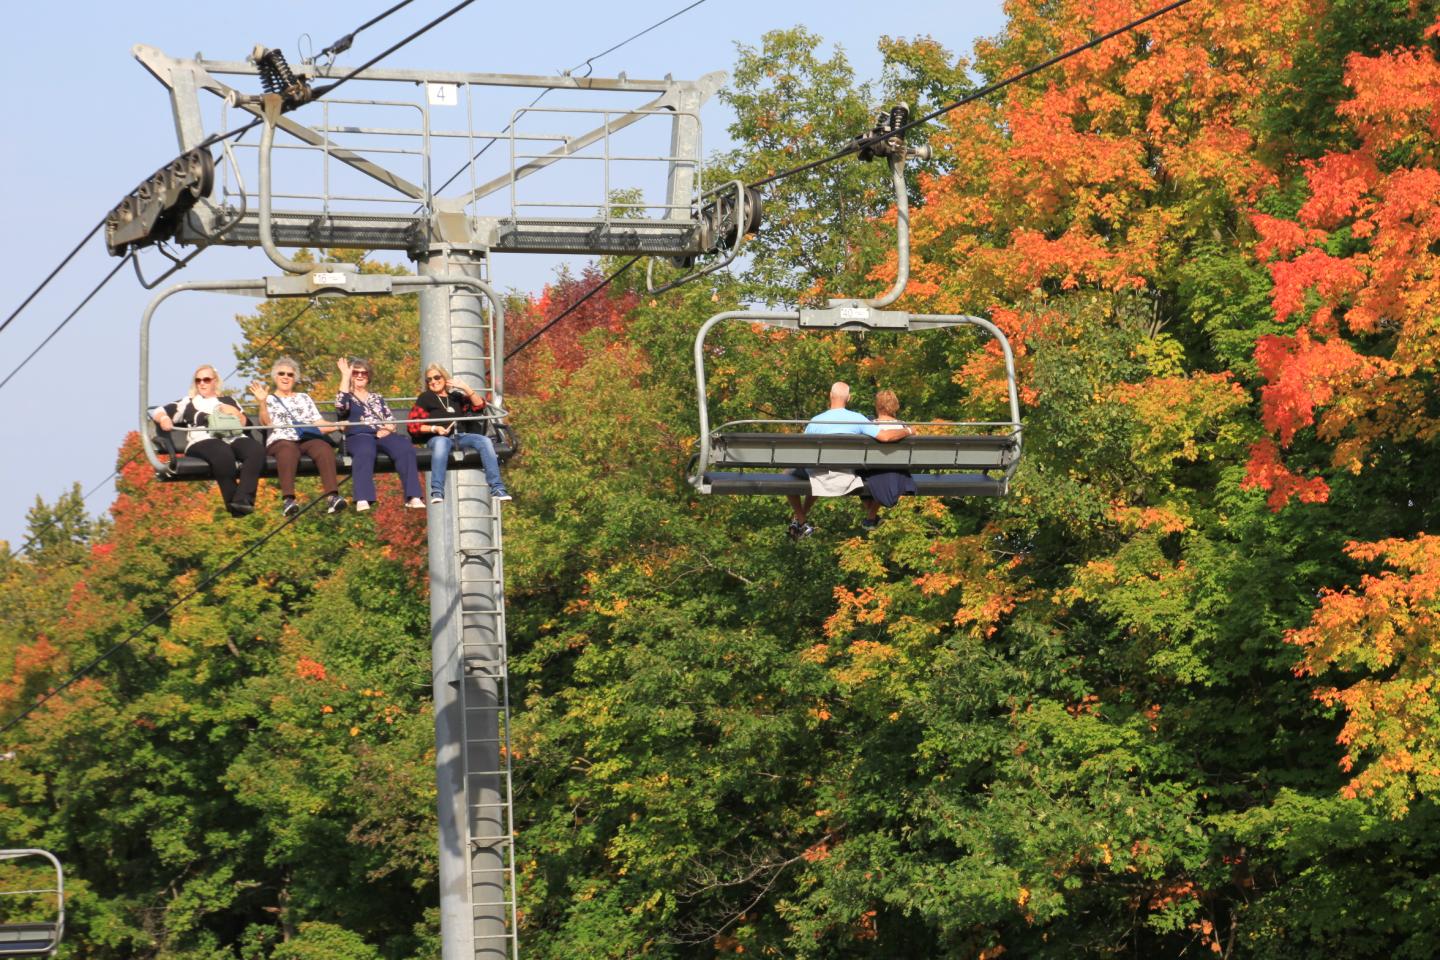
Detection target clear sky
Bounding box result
[0,0,1006,549]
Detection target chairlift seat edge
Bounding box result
[0,921,59,954]
[697,471,1008,497]
[151,416,517,482]
[708,431,1020,472]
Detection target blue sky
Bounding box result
[0,0,1006,548]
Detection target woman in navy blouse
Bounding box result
[335,357,425,512]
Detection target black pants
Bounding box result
[187,437,265,509]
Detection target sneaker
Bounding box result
[282,497,301,518]
[493,491,512,502]
[430,495,444,504]
[787,520,815,541]
[326,495,348,514]
[355,500,371,513]
[404,497,427,509]
[860,517,880,531]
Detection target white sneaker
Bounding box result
[405,497,427,509]
[430,495,444,504]
[355,500,371,512]
[494,491,513,502]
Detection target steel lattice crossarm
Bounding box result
[119,45,725,258]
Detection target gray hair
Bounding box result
[271,356,302,378]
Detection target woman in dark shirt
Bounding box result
[858,389,918,530]
[335,357,425,512]
[410,363,510,503]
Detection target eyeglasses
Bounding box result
[426,375,445,382]
[275,371,296,378]
[351,370,370,378]
[195,376,215,383]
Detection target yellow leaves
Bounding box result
[1107,503,1192,535]
[349,726,360,737]
[800,643,830,664]
[1016,886,1030,908]
[914,572,964,597]
[830,640,900,688]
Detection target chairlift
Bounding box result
[0,850,64,957]
[138,98,516,484]
[688,109,1022,497]
[139,275,517,483]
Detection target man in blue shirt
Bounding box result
[788,382,912,539]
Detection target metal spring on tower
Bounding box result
[257,48,297,96]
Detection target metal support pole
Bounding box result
[419,247,515,960]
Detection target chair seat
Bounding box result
[154,428,516,482]
[699,471,1008,497]
[0,922,59,954]
[709,431,1019,471]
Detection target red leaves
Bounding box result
[1265,249,1365,325]
[1253,332,1375,445]
[1241,439,1329,511]
[505,266,641,396]
[1249,15,1440,511]
[1250,213,1323,260]
[1337,42,1440,153]
[295,657,329,682]
[1296,152,1380,229]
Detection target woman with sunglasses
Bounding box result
[335,356,425,512]
[150,364,265,516]
[409,363,511,504]
[249,357,347,517]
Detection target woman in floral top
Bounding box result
[249,356,346,517]
[335,357,424,512]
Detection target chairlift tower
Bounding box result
[121,45,725,960]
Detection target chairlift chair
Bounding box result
[688,117,1023,497]
[0,850,64,957]
[138,276,517,483]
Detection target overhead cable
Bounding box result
[309,0,479,100]
[570,0,709,79]
[504,257,640,362]
[431,0,710,198]
[5,299,318,560]
[0,255,132,394]
[0,480,348,739]
[0,219,105,340]
[319,0,419,60]
[749,0,1198,189]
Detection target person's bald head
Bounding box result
[828,381,851,408]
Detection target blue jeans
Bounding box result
[347,430,423,502]
[428,431,505,498]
